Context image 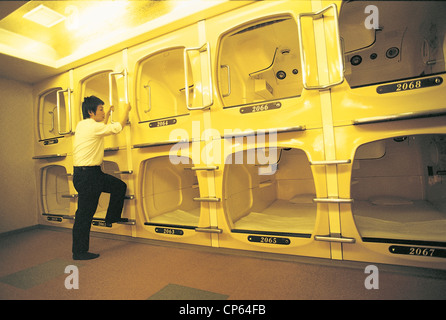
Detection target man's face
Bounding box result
[89,104,105,122]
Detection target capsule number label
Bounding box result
[240,101,281,114]
[43,138,59,145]
[47,216,62,222]
[155,227,184,236]
[377,76,442,94]
[248,235,290,245]
[149,118,177,128]
[389,245,446,258]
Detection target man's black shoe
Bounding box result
[73,252,100,260]
[105,218,129,227]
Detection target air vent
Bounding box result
[23,4,66,28]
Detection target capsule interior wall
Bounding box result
[340,1,446,88]
[40,165,70,216]
[219,17,303,107]
[141,156,200,227]
[136,47,192,122]
[351,134,446,244]
[223,148,317,236]
[38,88,68,141]
[79,70,127,149]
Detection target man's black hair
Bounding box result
[82,96,104,119]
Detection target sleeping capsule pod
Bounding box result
[127,22,206,148]
[33,71,76,227]
[213,130,333,258]
[131,150,216,246]
[72,50,136,235]
[328,0,446,270]
[199,1,344,258]
[332,0,446,126]
[128,21,218,246]
[205,0,324,138]
[334,121,446,270]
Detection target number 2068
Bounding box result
[396,80,421,91]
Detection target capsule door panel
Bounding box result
[332,1,446,126]
[127,23,209,147]
[335,118,446,270]
[214,128,332,258]
[33,71,73,157]
[73,50,129,151]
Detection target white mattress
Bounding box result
[233,199,317,234]
[149,208,201,226]
[353,200,446,242]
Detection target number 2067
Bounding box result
[409,247,435,256]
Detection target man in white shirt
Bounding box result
[72,96,131,260]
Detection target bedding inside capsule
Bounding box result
[224,148,317,236]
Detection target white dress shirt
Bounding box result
[73,118,122,166]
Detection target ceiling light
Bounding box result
[23,4,66,28]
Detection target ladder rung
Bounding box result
[193,197,221,202]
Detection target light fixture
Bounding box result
[23,4,66,28]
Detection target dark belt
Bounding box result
[74,166,101,171]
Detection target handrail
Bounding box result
[222,125,306,139]
[49,106,57,133]
[195,227,223,234]
[61,194,78,198]
[353,108,446,125]
[184,42,213,110]
[108,69,129,122]
[220,65,231,97]
[314,235,355,243]
[133,139,189,149]
[310,159,351,165]
[114,170,134,174]
[32,153,67,159]
[143,82,152,113]
[313,198,354,203]
[193,197,221,202]
[184,166,219,171]
[297,4,344,90]
[56,88,72,135]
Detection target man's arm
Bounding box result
[104,104,131,128]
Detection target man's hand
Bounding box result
[119,103,131,128]
[104,105,114,123]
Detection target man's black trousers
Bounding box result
[72,166,127,254]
